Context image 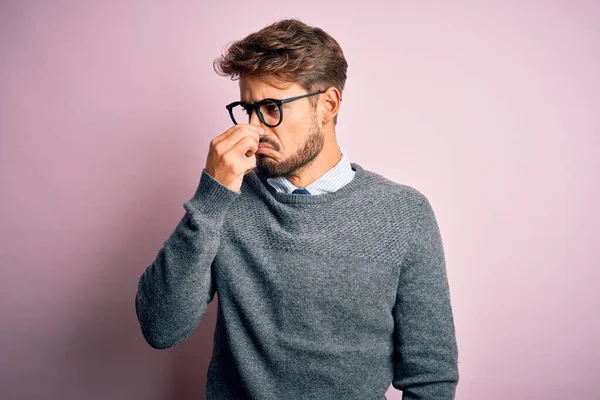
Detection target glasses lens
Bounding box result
[231,104,251,125]
[258,100,281,127]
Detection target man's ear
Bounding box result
[320,87,341,125]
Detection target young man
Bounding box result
[135,18,459,400]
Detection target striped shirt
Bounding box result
[264,146,356,194]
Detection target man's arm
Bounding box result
[135,169,240,349]
[392,193,459,399]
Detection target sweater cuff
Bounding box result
[186,168,241,218]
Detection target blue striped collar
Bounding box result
[266,146,356,195]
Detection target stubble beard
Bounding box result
[256,114,324,179]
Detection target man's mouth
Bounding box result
[256,146,274,154]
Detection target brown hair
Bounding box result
[213,18,348,125]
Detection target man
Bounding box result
[135,18,459,400]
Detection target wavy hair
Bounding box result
[214,19,348,124]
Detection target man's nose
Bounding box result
[249,110,263,127]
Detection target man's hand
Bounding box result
[205,124,267,192]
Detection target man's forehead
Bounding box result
[239,76,299,102]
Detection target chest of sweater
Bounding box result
[213,225,402,341]
[212,185,419,335]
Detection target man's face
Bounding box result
[239,75,324,179]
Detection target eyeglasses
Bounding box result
[225,89,326,128]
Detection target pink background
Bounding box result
[1,1,599,399]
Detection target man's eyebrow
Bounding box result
[241,96,276,104]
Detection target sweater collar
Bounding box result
[249,160,367,205]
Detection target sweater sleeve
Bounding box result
[392,194,459,399]
[135,168,240,349]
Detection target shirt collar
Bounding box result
[266,146,355,195]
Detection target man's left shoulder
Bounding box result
[361,167,432,210]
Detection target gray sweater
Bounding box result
[135,162,459,399]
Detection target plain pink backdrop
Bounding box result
[1,1,599,399]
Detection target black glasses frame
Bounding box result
[226,89,326,128]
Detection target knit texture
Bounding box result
[135,162,459,399]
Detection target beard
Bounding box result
[255,113,324,179]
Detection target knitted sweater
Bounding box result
[135,162,459,399]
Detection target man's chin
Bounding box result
[256,165,279,179]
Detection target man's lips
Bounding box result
[256,145,274,154]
